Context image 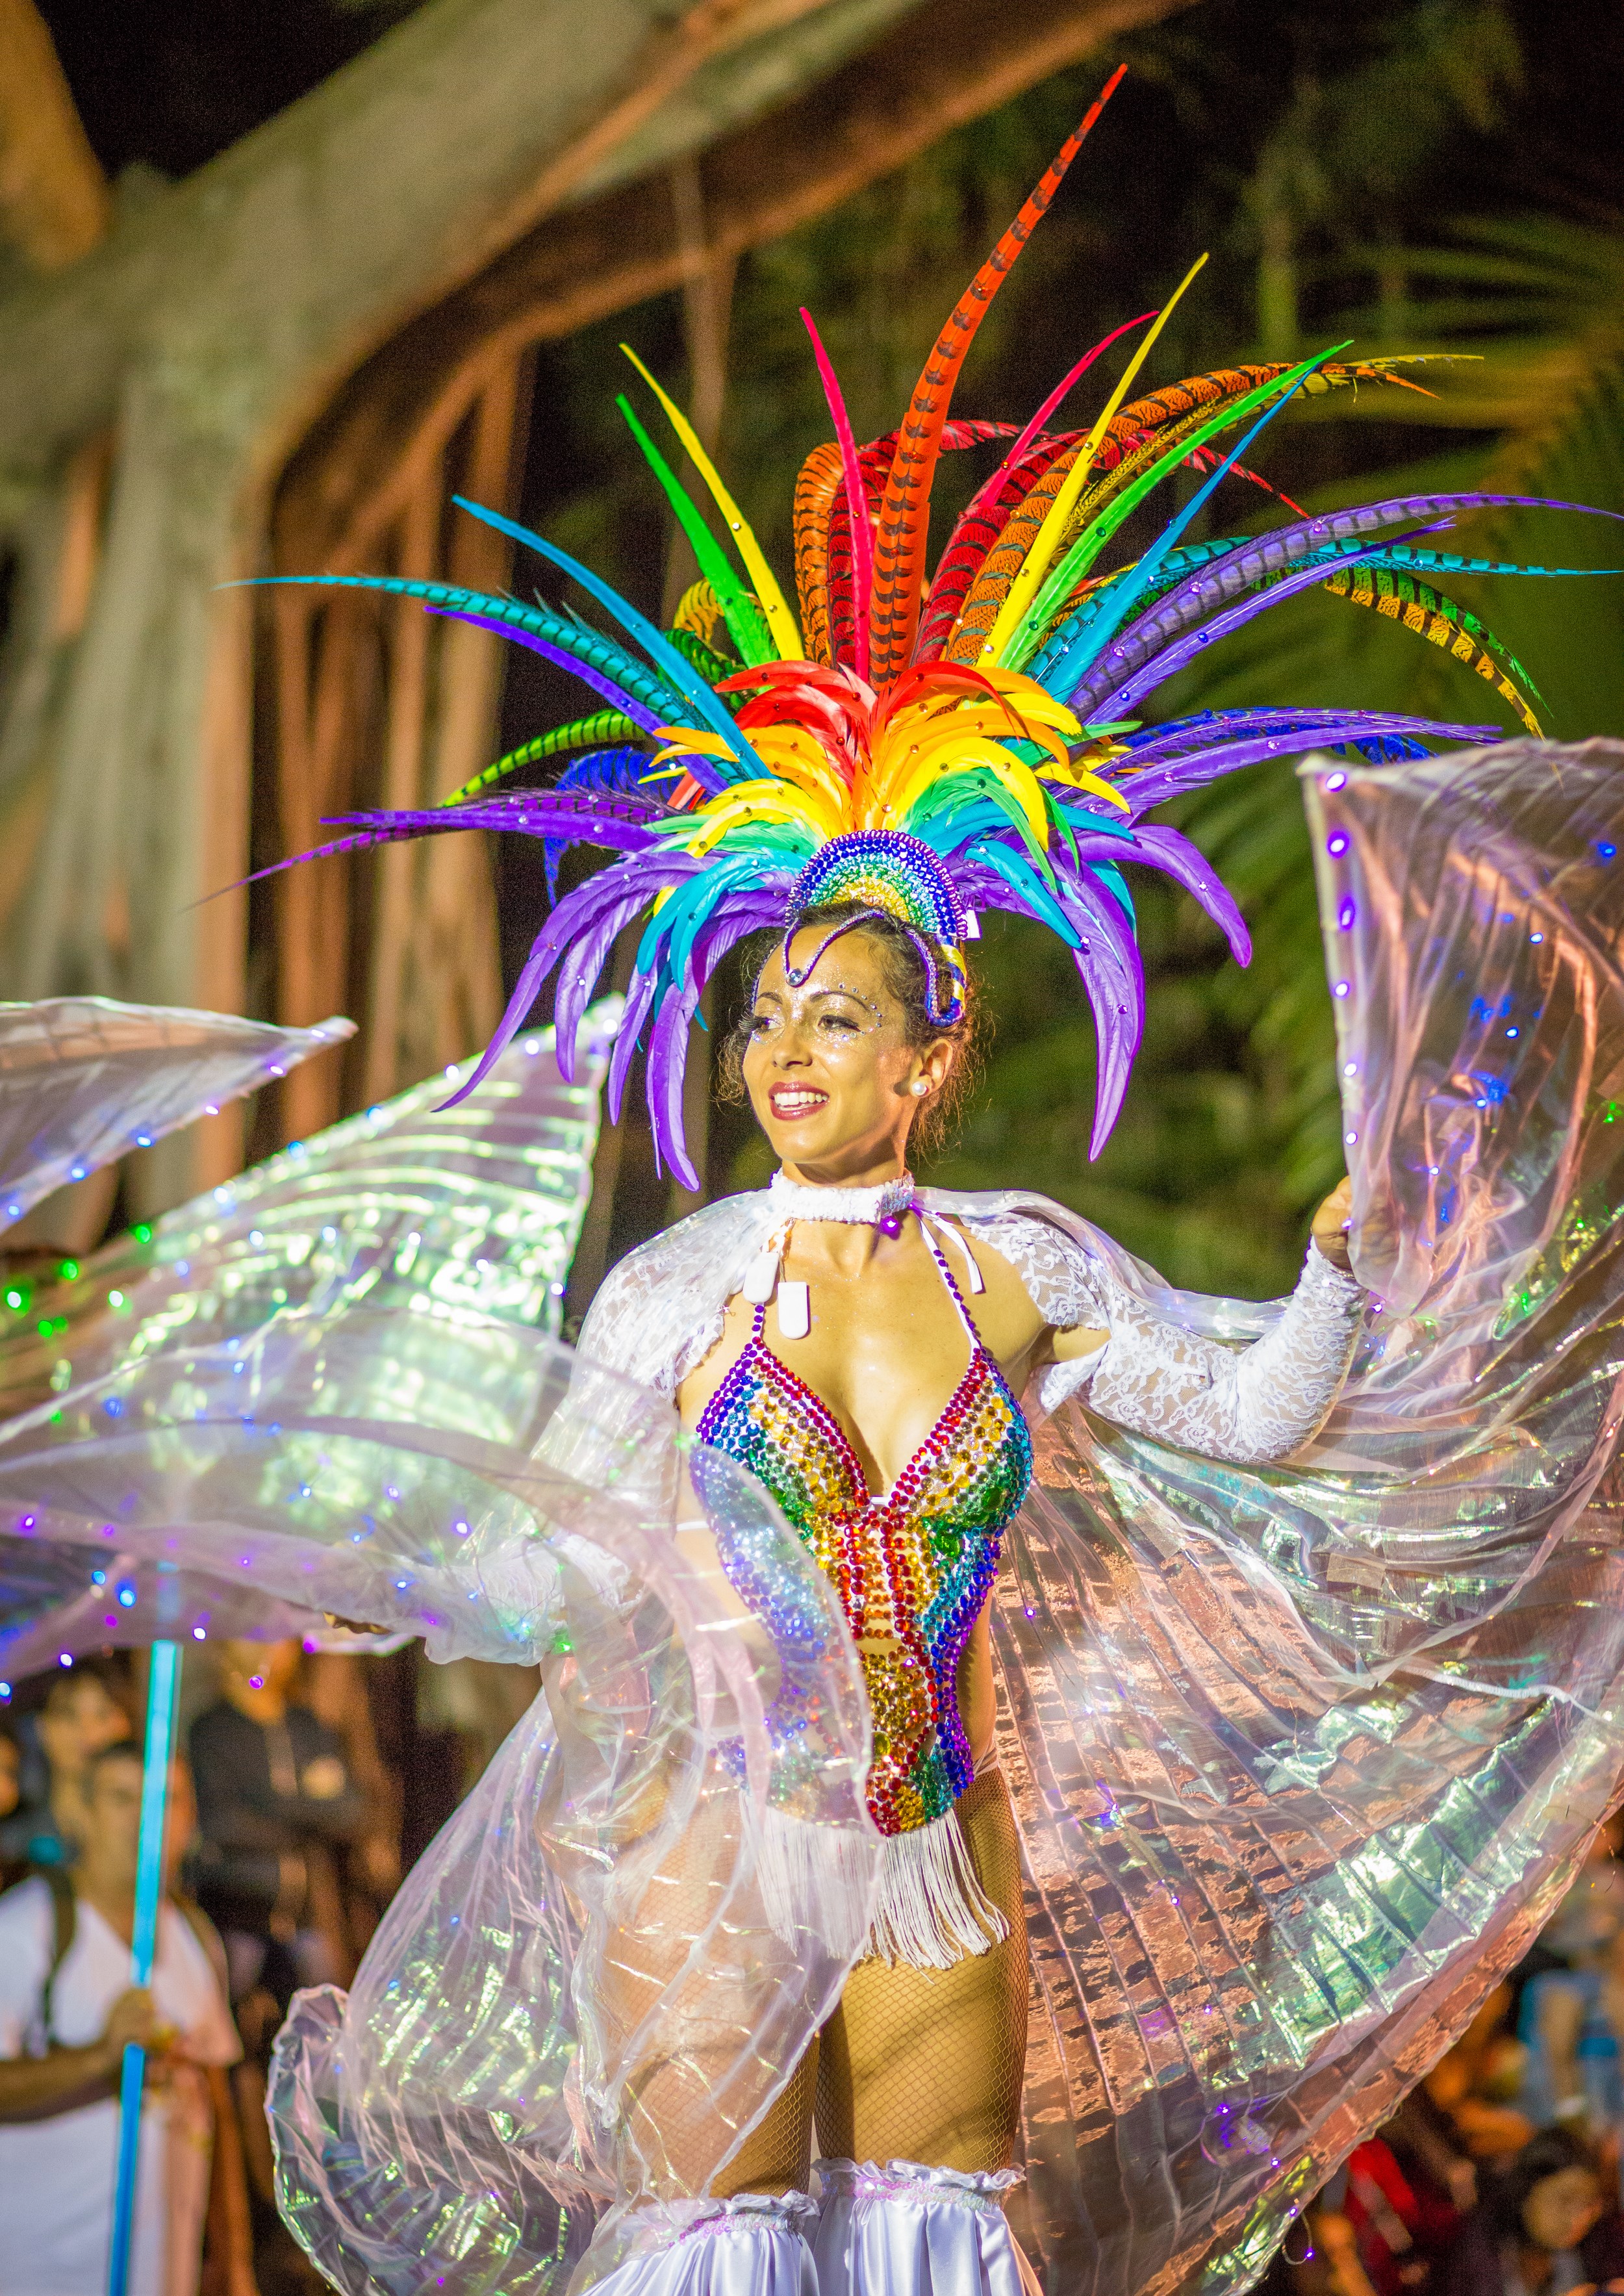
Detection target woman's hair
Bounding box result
[717,902,983,1155]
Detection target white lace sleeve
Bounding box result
[1072,1248,1364,1464]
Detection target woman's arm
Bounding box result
[1080,1244,1364,1464]
[1026,1180,1364,1465]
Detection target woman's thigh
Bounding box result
[816,1770,1028,2173]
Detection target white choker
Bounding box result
[741,1171,982,1338]
[767,1171,917,1228]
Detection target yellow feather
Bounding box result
[622,345,804,662]
[1041,763,1130,811]
[979,254,1210,666]
[885,739,1052,845]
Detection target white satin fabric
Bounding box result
[813,2162,1037,2296]
[589,2168,1034,2296]
[585,2194,818,2296]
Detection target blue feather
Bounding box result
[451,496,760,774]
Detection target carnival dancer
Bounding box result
[7,65,1624,2296]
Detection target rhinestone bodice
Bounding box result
[696,1229,1032,1837]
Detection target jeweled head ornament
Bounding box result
[251,67,1618,1187]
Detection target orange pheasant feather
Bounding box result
[864,64,1126,688]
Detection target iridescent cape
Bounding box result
[4,741,1624,2296]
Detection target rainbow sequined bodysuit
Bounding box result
[697,1225,1032,1838]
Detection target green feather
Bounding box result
[616,396,774,667]
[442,712,642,804]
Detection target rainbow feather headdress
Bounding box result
[260,70,1620,1188]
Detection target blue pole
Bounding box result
[107,1641,181,2296]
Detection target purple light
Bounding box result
[1345,1129,1359,1145]
[1326,832,1349,856]
[1338,898,1357,930]
[1325,772,1347,792]
[1334,980,1351,999]
[58,1652,73,1668]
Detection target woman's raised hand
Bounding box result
[1310,1175,1355,1274]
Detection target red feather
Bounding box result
[864,66,1126,688]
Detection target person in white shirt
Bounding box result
[0,1739,254,2296]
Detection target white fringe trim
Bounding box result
[865,1805,1009,1970]
[755,1807,882,1964]
[750,1803,1008,1969]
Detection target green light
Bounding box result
[131,1223,153,1244]
[3,1290,21,1311]
[58,1259,79,1281]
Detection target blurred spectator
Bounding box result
[0,1666,132,1870]
[0,1716,23,1886]
[188,1639,365,2010]
[1428,1983,1536,2166]
[0,1739,254,2296]
[301,1649,400,1963]
[1342,2087,1479,2293]
[1519,1859,1624,2145]
[1438,2126,1624,2296]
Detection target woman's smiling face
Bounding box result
[742,926,950,1178]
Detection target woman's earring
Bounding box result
[912,1079,930,1096]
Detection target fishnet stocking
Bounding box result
[711,1770,1028,2197]
[818,1769,1028,2173]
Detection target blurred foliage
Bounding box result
[498,0,1624,1297]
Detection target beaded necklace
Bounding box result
[698,1200,1032,1839]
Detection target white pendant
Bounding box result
[741,1249,780,1305]
[776,1281,811,1340]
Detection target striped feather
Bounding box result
[1320,565,1544,733]
[866,68,1125,686]
[442,712,642,804]
[804,309,876,680]
[1058,489,1623,717]
[824,420,1016,671]
[672,581,730,650]
[794,441,844,666]
[919,432,1082,662]
[248,571,683,724]
[938,373,1295,667]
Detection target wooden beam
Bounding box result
[276,0,1191,572]
[0,0,928,482]
[0,0,109,271]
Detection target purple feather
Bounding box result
[647,980,703,1188]
[646,900,783,1182]
[1066,490,1624,715]
[553,887,657,1081]
[423,606,665,730]
[1112,707,1411,763]
[1050,863,1147,1154]
[607,969,661,1125]
[1097,713,1501,819]
[323,788,665,846]
[1089,542,1408,722]
[442,854,692,1109]
[1105,823,1250,963]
